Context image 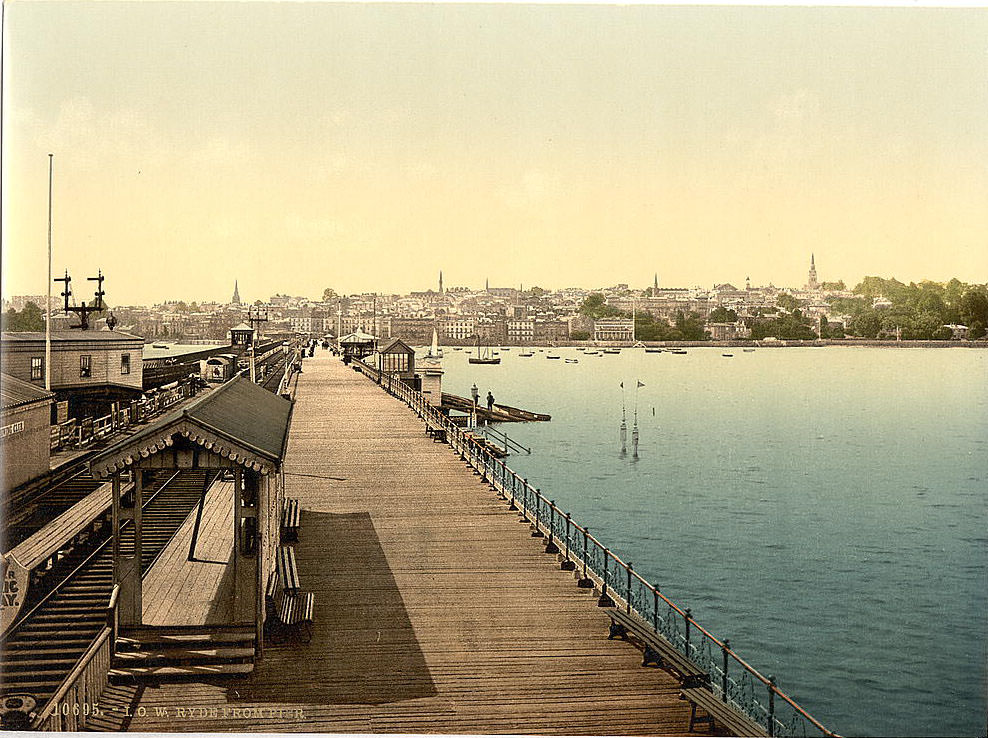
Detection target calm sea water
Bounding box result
[437,346,987,737]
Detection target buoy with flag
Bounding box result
[632,380,645,458]
[619,381,627,456]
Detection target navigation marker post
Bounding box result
[619,382,627,455]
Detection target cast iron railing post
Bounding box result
[721,639,731,702]
[626,563,633,614]
[561,513,575,570]
[545,502,559,553]
[577,528,593,587]
[685,608,692,657]
[598,548,615,607]
[508,472,518,510]
[768,676,776,736]
[531,488,544,537]
[652,587,659,632]
[521,479,529,522]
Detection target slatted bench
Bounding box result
[265,557,314,643]
[281,497,301,542]
[680,686,770,736]
[276,545,301,594]
[426,426,447,443]
[607,608,709,688]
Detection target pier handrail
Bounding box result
[375,370,840,738]
[30,626,112,731]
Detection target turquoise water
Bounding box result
[437,346,987,737]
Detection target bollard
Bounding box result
[561,513,576,570]
[721,639,731,702]
[597,548,615,607]
[545,503,559,554]
[577,528,593,588]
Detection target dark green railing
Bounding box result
[378,370,838,738]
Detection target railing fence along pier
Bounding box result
[374,369,838,738]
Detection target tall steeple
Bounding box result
[486,277,489,292]
[654,273,658,290]
[439,271,444,294]
[231,280,241,305]
[807,254,819,290]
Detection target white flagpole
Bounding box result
[45,154,53,391]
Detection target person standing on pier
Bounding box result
[471,383,479,407]
[487,391,495,411]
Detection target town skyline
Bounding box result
[3,4,986,307]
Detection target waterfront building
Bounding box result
[593,318,635,342]
[707,321,751,340]
[506,319,535,343]
[439,317,476,341]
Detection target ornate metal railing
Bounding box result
[379,373,839,738]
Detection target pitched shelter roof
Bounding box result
[339,331,376,344]
[89,375,293,477]
[378,337,414,354]
[1,374,55,411]
[230,322,254,332]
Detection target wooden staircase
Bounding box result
[109,625,256,683]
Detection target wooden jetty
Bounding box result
[441,392,551,423]
[119,353,703,734]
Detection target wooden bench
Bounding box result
[680,687,770,736]
[426,426,447,443]
[264,569,315,644]
[281,497,301,542]
[276,545,301,594]
[607,608,709,688]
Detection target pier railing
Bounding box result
[379,372,839,738]
[49,376,200,453]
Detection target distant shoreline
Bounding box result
[435,339,988,349]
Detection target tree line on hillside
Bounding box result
[578,278,988,340]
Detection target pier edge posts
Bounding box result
[561,513,576,570]
[531,489,544,537]
[598,548,615,607]
[721,639,731,701]
[768,676,777,736]
[577,528,593,588]
[626,563,633,614]
[684,608,692,657]
[508,472,517,510]
[545,502,559,554]
[521,479,529,521]
[652,587,659,632]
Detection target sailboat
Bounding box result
[427,327,443,358]
[468,335,501,364]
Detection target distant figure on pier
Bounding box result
[471,383,479,407]
[487,391,495,411]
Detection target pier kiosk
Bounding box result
[88,376,293,664]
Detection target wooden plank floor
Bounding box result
[141,478,235,626]
[124,353,706,734]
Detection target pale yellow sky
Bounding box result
[2,2,986,305]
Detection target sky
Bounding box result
[2,2,987,306]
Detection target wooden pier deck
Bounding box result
[122,353,703,734]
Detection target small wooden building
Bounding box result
[376,338,416,379]
[338,331,376,360]
[88,376,293,662]
[0,374,55,495]
[201,353,238,383]
[229,322,255,347]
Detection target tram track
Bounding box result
[0,470,217,706]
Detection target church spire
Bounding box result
[439,270,444,294]
[231,280,241,305]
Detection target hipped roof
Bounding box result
[89,375,293,477]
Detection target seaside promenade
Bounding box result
[117,352,701,734]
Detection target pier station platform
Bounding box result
[119,353,704,734]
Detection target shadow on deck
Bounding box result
[226,511,437,706]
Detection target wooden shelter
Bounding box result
[88,376,293,657]
[338,331,376,360]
